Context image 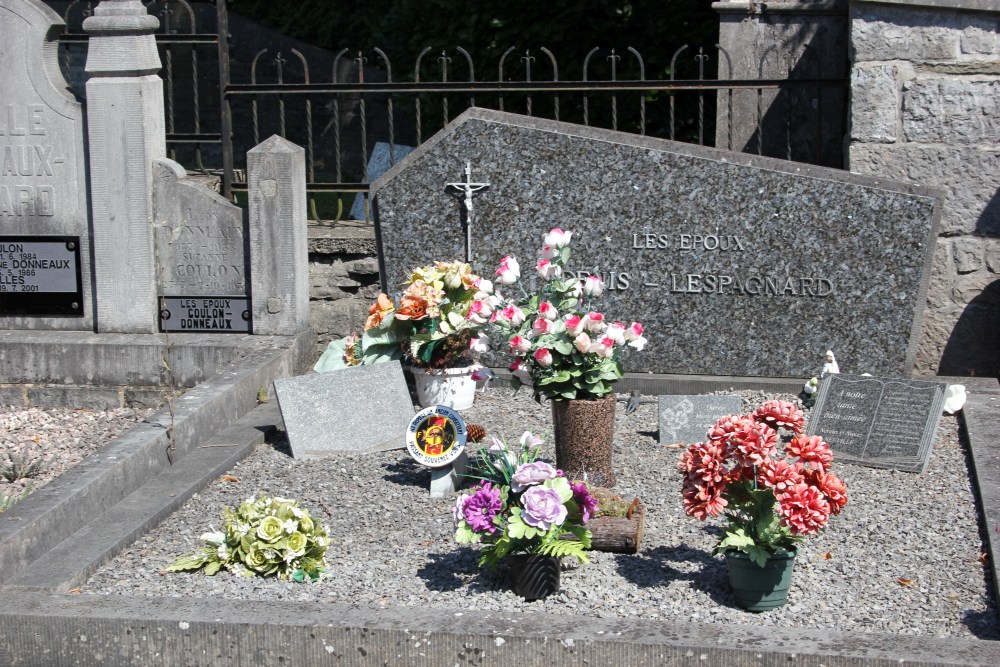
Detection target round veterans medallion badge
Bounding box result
[406,405,467,468]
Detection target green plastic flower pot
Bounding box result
[725,549,797,612]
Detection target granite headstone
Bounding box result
[659,395,742,444]
[0,0,91,329]
[372,108,942,378]
[806,373,947,473]
[273,361,415,459]
[152,159,250,332]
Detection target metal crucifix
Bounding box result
[445,162,490,262]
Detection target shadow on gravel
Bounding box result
[266,435,293,458]
[417,549,503,595]
[962,608,1000,640]
[637,430,660,442]
[381,457,430,488]
[615,543,733,606]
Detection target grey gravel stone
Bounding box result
[69,386,1000,640]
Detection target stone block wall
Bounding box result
[308,223,381,360]
[848,0,1000,376]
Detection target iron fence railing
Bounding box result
[47,1,848,222]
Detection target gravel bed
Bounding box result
[82,387,997,640]
[1,405,154,505]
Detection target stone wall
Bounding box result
[308,223,380,360]
[848,0,1000,376]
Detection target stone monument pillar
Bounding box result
[84,0,165,332]
[247,136,310,335]
[712,1,847,168]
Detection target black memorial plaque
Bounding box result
[0,236,83,316]
[806,374,947,473]
[159,296,250,333]
[659,395,742,444]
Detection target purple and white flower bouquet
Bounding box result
[453,430,595,568]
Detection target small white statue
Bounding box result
[942,384,967,415]
[822,350,840,377]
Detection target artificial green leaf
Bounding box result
[203,560,222,576]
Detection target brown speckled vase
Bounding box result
[551,395,617,487]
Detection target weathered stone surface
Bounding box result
[248,136,310,335]
[374,109,940,378]
[85,0,165,333]
[953,271,996,303]
[153,158,246,296]
[904,78,1000,144]
[849,143,1000,236]
[927,242,954,310]
[952,237,985,274]
[962,22,1000,54]
[274,362,415,458]
[850,64,901,142]
[0,0,92,331]
[346,257,379,275]
[986,238,1000,273]
[309,299,361,338]
[852,4,963,61]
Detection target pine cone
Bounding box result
[467,424,487,443]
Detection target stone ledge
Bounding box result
[308,221,377,255]
[854,0,1000,14]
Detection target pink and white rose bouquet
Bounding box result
[679,400,848,566]
[473,228,647,400]
[454,430,595,568]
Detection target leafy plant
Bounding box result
[1,450,48,482]
[0,484,32,513]
[454,430,595,568]
[166,495,329,582]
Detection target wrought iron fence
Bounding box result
[47,1,848,222]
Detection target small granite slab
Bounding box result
[372,108,942,378]
[274,361,414,459]
[806,374,947,473]
[659,395,743,444]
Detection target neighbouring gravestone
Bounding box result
[0,0,91,329]
[248,135,310,335]
[273,361,415,459]
[806,373,947,472]
[153,158,249,333]
[659,395,742,444]
[372,108,942,378]
[349,142,415,220]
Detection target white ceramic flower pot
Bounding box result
[410,365,477,410]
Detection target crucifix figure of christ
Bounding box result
[445,162,490,263]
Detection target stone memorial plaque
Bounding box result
[0,235,82,314]
[806,374,947,472]
[0,0,92,329]
[153,159,247,297]
[158,296,250,333]
[406,405,468,468]
[659,395,742,444]
[372,108,941,378]
[274,361,415,459]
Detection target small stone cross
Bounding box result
[445,162,490,262]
